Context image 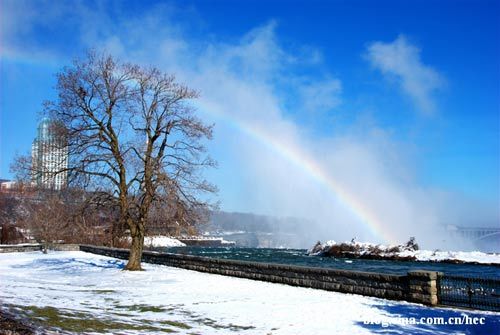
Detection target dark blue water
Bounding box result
[160,247,500,277]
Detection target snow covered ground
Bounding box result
[317,240,500,264]
[0,251,498,334]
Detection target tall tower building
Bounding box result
[32,118,68,190]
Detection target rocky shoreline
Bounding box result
[308,240,500,266]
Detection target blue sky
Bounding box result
[1,0,498,237]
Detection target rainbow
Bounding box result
[201,101,399,244]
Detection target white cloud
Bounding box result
[218,21,289,80]
[366,35,445,115]
[1,0,40,43]
[0,0,70,62]
[298,78,342,113]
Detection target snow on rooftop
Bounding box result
[0,251,498,334]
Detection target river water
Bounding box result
[158,246,500,277]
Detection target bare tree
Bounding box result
[146,184,211,237]
[0,191,24,244]
[67,192,125,246]
[17,190,70,253]
[47,52,217,270]
[0,182,39,244]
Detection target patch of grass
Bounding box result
[146,306,253,332]
[77,289,116,294]
[91,289,116,294]
[115,304,168,313]
[227,323,255,331]
[158,320,192,329]
[110,311,134,317]
[16,305,176,333]
[129,317,193,331]
[194,317,254,331]
[103,297,118,303]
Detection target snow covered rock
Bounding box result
[121,236,186,248]
[144,236,186,247]
[308,240,500,265]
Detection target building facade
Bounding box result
[32,118,68,190]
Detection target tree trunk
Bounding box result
[1,224,6,244]
[125,222,144,271]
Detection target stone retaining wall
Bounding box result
[0,243,80,253]
[0,244,42,253]
[79,245,440,306]
[408,270,441,305]
[49,244,80,251]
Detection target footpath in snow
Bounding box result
[0,251,498,334]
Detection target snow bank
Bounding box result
[310,240,500,265]
[143,236,186,247]
[0,251,497,334]
[406,250,500,264]
[122,235,185,247]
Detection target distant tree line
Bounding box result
[0,183,207,252]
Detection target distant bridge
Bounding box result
[447,225,500,242]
